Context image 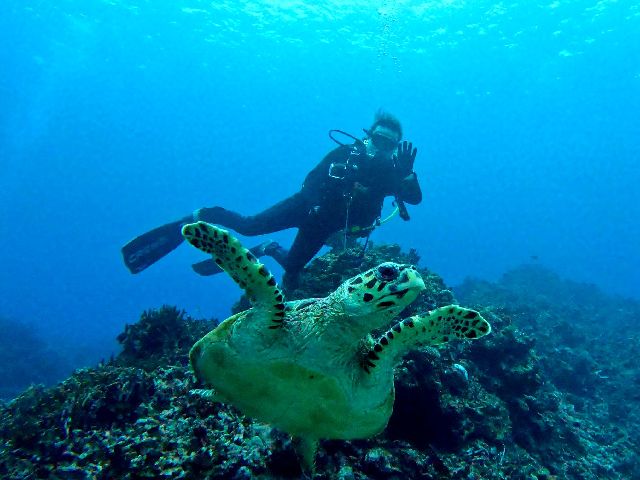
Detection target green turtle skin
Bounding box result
[182,222,491,468]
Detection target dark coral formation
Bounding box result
[115,305,217,371]
[457,265,640,478]
[1,251,638,479]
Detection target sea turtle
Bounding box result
[183,221,491,471]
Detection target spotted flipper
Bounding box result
[182,222,286,328]
[362,305,491,373]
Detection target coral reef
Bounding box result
[1,251,638,479]
[116,305,217,371]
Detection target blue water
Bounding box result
[1,1,638,361]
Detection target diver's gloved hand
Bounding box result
[395,141,417,176]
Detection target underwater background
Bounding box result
[1,1,640,477]
[1,0,639,362]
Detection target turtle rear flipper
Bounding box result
[362,305,491,373]
[292,436,318,477]
[182,222,286,329]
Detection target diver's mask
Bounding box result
[363,128,399,160]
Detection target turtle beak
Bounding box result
[372,265,424,311]
[398,265,425,293]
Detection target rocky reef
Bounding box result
[1,246,638,479]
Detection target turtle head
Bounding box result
[336,263,425,322]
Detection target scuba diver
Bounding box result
[122,110,422,288]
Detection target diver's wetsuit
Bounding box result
[198,143,422,282]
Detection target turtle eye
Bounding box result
[376,263,399,281]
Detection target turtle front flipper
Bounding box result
[362,305,491,373]
[182,222,286,329]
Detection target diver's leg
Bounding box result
[279,225,330,289]
[195,193,307,236]
[262,241,289,269]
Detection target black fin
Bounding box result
[121,216,191,274]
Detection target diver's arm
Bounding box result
[397,171,422,205]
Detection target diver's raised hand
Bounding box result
[396,141,417,175]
